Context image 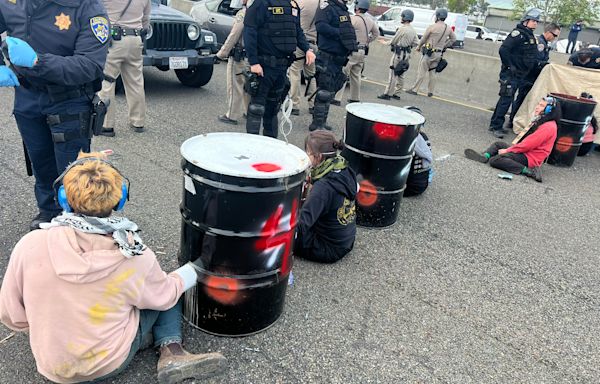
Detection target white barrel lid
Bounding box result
[346,102,425,126]
[180,133,310,179]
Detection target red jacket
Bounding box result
[507,121,558,167]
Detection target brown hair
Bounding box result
[62,152,124,217]
[305,130,345,160]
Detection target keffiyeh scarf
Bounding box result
[40,213,147,258]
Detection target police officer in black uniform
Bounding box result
[309,0,356,131]
[508,22,561,129]
[0,0,109,230]
[244,0,316,138]
[488,8,541,139]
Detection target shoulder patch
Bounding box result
[90,16,109,44]
[510,30,520,37]
[320,0,328,9]
[537,43,545,52]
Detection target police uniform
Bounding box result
[488,23,538,135]
[334,12,379,102]
[244,0,311,138]
[407,20,455,96]
[287,0,318,113]
[508,33,550,127]
[98,0,150,135]
[379,24,418,98]
[309,0,355,131]
[217,6,250,124]
[0,0,109,229]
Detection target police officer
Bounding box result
[508,22,560,130]
[333,0,379,103]
[487,8,541,139]
[244,0,316,138]
[406,8,455,98]
[216,0,250,125]
[0,0,109,230]
[309,0,356,131]
[377,9,418,100]
[287,0,319,115]
[98,0,151,136]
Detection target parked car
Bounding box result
[145,0,218,87]
[377,7,467,48]
[465,25,505,42]
[188,0,357,45]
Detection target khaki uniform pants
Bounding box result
[99,36,146,128]
[409,52,442,95]
[383,53,405,96]
[288,48,317,109]
[335,49,365,102]
[225,57,250,120]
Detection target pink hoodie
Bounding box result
[0,227,186,383]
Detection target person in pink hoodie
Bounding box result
[0,152,226,384]
[464,95,561,183]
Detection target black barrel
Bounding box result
[341,103,424,227]
[547,93,597,167]
[178,133,310,336]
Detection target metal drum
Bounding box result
[179,133,310,336]
[547,93,597,167]
[341,103,424,227]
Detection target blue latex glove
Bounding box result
[5,37,37,68]
[0,66,19,87]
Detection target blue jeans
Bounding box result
[86,301,183,383]
[14,86,91,215]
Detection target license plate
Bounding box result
[169,57,188,69]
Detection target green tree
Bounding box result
[512,0,600,25]
[448,0,476,13]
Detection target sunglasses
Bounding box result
[550,31,559,37]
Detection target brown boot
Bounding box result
[157,342,226,384]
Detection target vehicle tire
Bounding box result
[175,64,213,87]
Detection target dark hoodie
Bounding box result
[296,167,357,263]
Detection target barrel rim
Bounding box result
[180,133,310,180]
[549,92,598,106]
[346,102,426,125]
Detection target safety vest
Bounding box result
[329,0,357,52]
[260,0,299,54]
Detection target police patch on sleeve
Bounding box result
[510,30,520,37]
[90,16,109,44]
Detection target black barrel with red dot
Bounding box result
[342,103,425,227]
[179,133,310,336]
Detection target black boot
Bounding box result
[309,90,331,131]
[246,103,264,135]
[464,149,489,163]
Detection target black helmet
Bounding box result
[521,7,542,22]
[435,8,448,20]
[355,0,369,11]
[401,9,414,22]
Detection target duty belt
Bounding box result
[318,50,348,66]
[20,79,102,103]
[116,27,142,36]
[258,55,292,67]
[46,112,91,143]
[357,44,368,50]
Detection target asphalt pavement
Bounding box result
[1,55,600,384]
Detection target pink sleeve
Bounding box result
[507,123,551,154]
[0,249,29,332]
[134,257,185,311]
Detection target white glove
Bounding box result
[174,263,198,291]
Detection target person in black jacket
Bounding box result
[295,130,357,263]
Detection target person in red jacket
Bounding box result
[464,95,561,182]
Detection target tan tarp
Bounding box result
[513,63,600,144]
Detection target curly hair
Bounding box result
[61,152,124,217]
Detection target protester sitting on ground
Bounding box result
[567,47,600,69]
[404,106,433,197]
[464,96,561,182]
[578,93,598,156]
[0,152,226,384]
[295,130,357,263]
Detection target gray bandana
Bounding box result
[40,213,147,258]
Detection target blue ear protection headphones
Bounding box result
[543,96,557,115]
[53,157,130,213]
